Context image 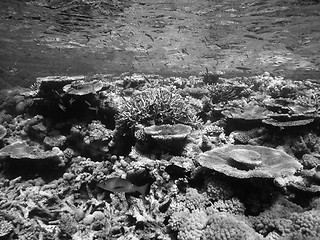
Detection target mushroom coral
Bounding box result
[198,145,302,179]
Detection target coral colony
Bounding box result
[1,72,320,240]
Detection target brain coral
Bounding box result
[198,145,302,179]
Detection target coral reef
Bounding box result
[0,72,320,240]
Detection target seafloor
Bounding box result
[1,0,320,240]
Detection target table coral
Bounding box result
[198,145,302,179]
[63,80,104,96]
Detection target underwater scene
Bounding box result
[1,0,320,240]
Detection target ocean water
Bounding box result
[1,1,320,239]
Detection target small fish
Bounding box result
[145,33,154,42]
[98,178,148,199]
[58,103,66,112]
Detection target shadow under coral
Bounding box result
[0,159,66,181]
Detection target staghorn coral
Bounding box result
[203,212,263,240]
[117,86,201,128]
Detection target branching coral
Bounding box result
[69,120,113,159]
[248,196,303,237]
[117,86,201,128]
[206,197,246,216]
[230,127,267,145]
[288,209,320,239]
[205,177,234,202]
[168,209,208,240]
[168,188,209,213]
[203,212,262,240]
[208,82,252,104]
